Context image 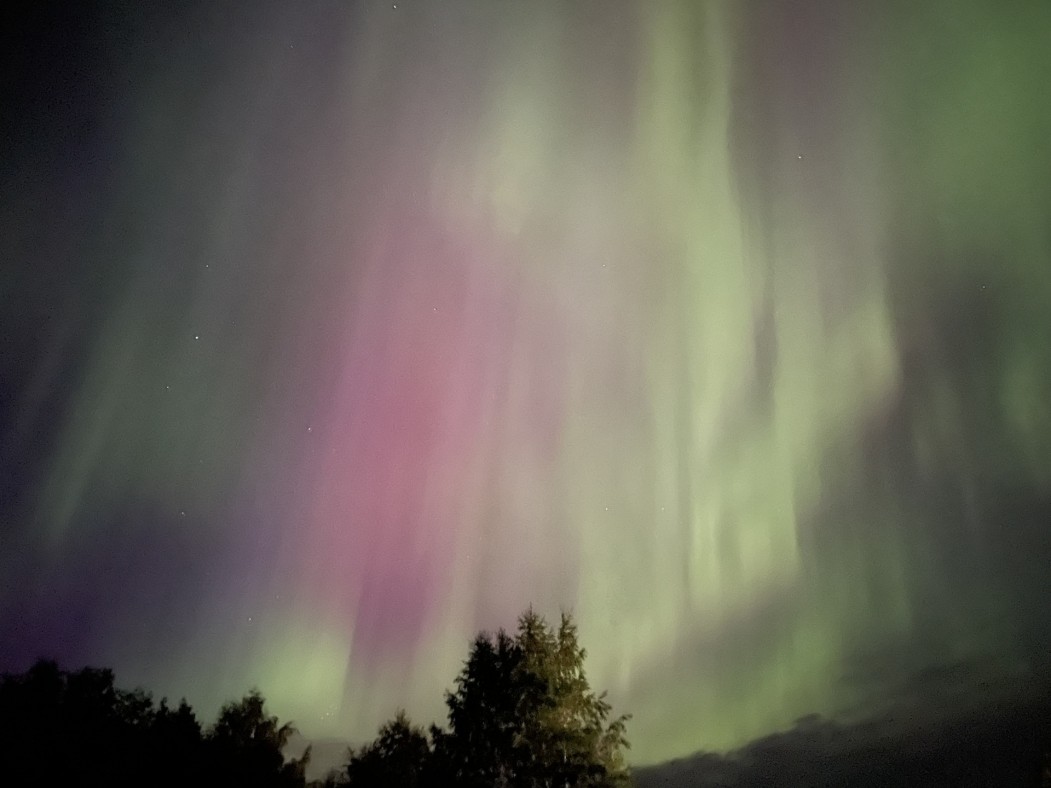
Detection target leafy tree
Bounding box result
[0,660,68,785]
[346,709,432,787]
[0,660,177,786]
[149,697,206,786]
[206,689,309,788]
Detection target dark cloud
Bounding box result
[636,669,1051,787]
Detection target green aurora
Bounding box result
[1,0,1049,767]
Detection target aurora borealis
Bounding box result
[2,0,1050,770]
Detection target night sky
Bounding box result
[2,0,1050,770]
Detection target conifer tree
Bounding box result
[437,608,632,787]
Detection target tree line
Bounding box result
[0,608,633,787]
[0,659,307,787]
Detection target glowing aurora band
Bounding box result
[4,0,1049,768]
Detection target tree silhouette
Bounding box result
[434,627,525,786]
[0,660,309,787]
[0,661,136,784]
[149,697,206,786]
[345,709,432,787]
[206,688,309,787]
[436,608,633,787]
[339,608,632,787]
[0,610,630,787]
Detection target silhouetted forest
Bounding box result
[0,608,633,787]
[8,607,1049,786]
[0,659,308,787]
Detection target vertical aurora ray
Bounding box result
[2,0,1049,767]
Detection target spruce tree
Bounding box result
[437,608,632,787]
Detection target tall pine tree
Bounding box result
[436,608,632,787]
